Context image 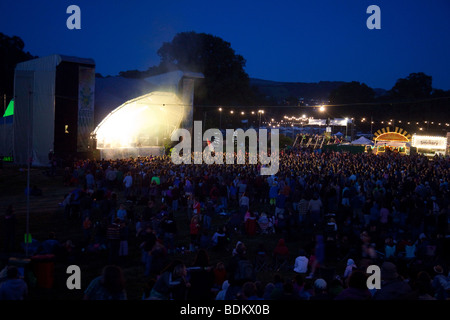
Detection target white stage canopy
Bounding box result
[94,91,186,150]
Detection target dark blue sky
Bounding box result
[1,0,450,90]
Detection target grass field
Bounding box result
[0,162,345,300]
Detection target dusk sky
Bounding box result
[1,0,450,90]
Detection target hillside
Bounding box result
[250,78,388,105]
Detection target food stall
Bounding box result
[411,134,447,157]
[373,127,411,155]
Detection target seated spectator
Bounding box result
[373,261,415,300]
[0,266,28,300]
[40,232,61,254]
[310,278,333,300]
[84,265,127,300]
[335,270,372,300]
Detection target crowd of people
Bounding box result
[1,147,450,300]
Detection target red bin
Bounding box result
[31,254,55,289]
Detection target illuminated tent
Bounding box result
[93,71,204,159]
[373,127,411,154]
[94,91,186,158]
[351,136,373,145]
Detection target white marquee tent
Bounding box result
[351,136,374,145]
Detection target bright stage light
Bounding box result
[94,91,185,150]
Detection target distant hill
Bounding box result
[250,78,387,104]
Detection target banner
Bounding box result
[77,66,95,152]
[411,135,447,150]
[308,118,326,126]
[330,118,349,126]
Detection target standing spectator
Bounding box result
[369,200,380,226]
[116,204,128,222]
[269,182,279,208]
[171,184,180,213]
[308,193,323,227]
[273,238,290,261]
[297,193,309,225]
[105,166,117,190]
[212,261,227,292]
[187,249,214,300]
[82,215,93,243]
[215,280,230,300]
[83,265,126,300]
[192,197,201,216]
[106,218,121,264]
[0,266,28,300]
[343,258,357,280]
[351,190,365,223]
[189,214,201,252]
[138,226,157,277]
[160,212,178,254]
[239,192,250,218]
[85,170,95,190]
[203,200,214,231]
[379,201,390,232]
[226,241,255,298]
[244,211,257,236]
[275,190,286,218]
[118,221,129,262]
[123,172,133,199]
[307,234,325,279]
[40,232,61,254]
[141,200,155,224]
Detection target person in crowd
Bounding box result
[310,278,333,300]
[149,260,190,300]
[0,266,28,300]
[334,269,372,300]
[372,261,415,300]
[293,249,309,275]
[186,249,214,300]
[83,265,127,300]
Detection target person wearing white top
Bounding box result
[293,249,309,274]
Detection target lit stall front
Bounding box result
[411,134,447,157]
[373,127,411,155]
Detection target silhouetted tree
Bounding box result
[0,33,36,101]
[329,81,375,104]
[157,31,256,106]
[388,72,432,100]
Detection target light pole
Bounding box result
[25,89,32,257]
[218,107,222,130]
[345,118,348,139]
[258,110,264,128]
[371,115,373,135]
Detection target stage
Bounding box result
[97,146,165,159]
